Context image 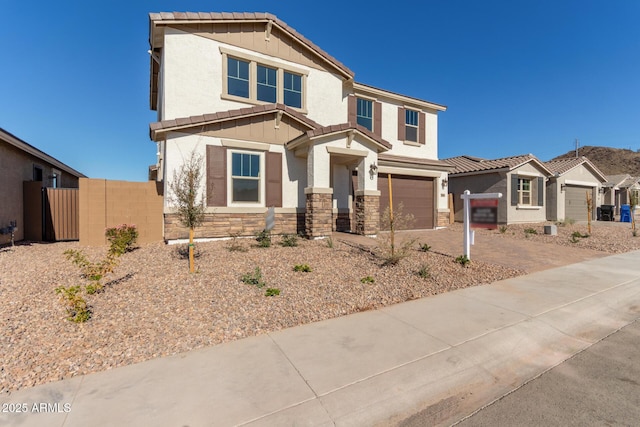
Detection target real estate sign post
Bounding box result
[461,190,502,260]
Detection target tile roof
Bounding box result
[304,123,392,150]
[149,104,321,140]
[444,154,551,175]
[544,156,607,181]
[604,174,631,187]
[149,12,354,79]
[0,128,86,178]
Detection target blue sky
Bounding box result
[2,1,638,181]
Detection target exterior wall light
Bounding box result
[369,162,378,180]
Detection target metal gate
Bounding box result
[23,182,79,241]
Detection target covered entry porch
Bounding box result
[287,124,391,238]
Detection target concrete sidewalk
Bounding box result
[2,251,639,426]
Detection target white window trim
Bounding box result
[227,149,265,207]
[52,168,61,188]
[220,47,308,113]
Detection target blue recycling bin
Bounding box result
[620,204,631,223]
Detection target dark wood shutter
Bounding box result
[265,152,282,207]
[206,145,227,207]
[374,101,382,136]
[397,107,406,141]
[418,111,426,144]
[511,175,518,206]
[348,95,357,124]
[537,177,544,206]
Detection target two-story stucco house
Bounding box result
[148,12,452,240]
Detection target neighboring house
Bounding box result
[445,154,551,224]
[544,157,607,222]
[0,128,85,245]
[603,174,640,215]
[147,12,452,239]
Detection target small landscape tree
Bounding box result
[169,151,206,272]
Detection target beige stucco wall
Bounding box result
[0,141,79,245]
[448,172,507,223]
[506,163,547,224]
[547,165,603,221]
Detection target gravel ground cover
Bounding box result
[3,219,639,396]
[447,220,640,254]
[0,235,523,395]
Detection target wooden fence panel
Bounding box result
[44,188,79,241]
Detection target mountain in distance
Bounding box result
[550,146,640,177]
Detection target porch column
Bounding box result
[354,156,380,236]
[305,145,333,238]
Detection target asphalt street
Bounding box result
[400,319,640,426]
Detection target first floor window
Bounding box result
[405,109,419,142]
[518,178,531,205]
[283,71,302,108]
[231,152,260,202]
[357,98,373,131]
[228,57,249,98]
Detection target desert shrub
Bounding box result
[419,243,431,252]
[524,228,538,235]
[255,230,271,248]
[499,226,508,234]
[417,264,431,279]
[265,288,280,297]
[378,203,416,266]
[226,233,248,252]
[105,224,138,256]
[241,267,266,288]
[55,285,91,323]
[280,234,298,247]
[293,264,312,272]
[326,237,334,248]
[360,276,375,284]
[455,255,470,266]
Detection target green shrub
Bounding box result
[455,255,470,266]
[524,228,538,235]
[105,224,138,256]
[280,234,298,247]
[255,230,271,248]
[360,276,375,284]
[419,243,431,252]
[293,264,312,272]
[55,285,91,323]
[241,267,266,288]
[417,264,431,279]
[326,237,334,248]
[265,288,280,297]
[499,226,508,234]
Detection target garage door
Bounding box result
[564,185,591,221]
[378,173,434,230]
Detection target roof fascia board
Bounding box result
[0,130,85,178]
[449,167,511,178]
[352,82,446,111]
[150,16,354,80]
[378,158,453,172]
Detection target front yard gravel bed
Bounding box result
[447,221,640,253]
[0,237,522,395]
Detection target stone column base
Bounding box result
[355,193,379,235]
[305,189,333,238]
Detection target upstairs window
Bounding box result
[227,57,250,98]
[283,72,302,108]
[405,110,419,142]
[221,48,307,110]
[257,65,277,103]
[231,152,260,202]
[356,98,373,131]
